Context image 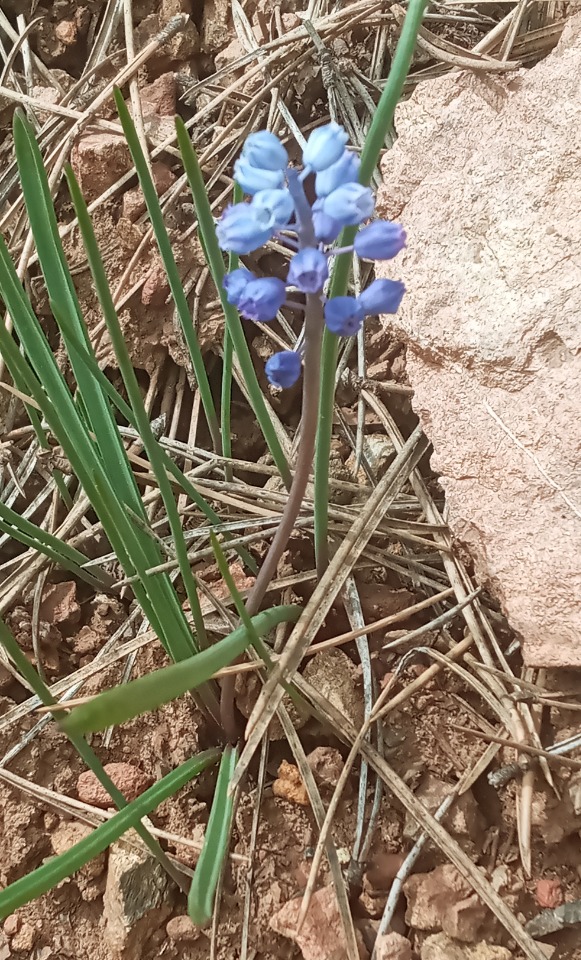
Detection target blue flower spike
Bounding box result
[238,277,287,323]
[324,297,365,337]
[315,150,360,198]
[354,221,407,260]
[222,267,255,305]
[357,279,406,316]
[322,183,374,226]
[216,203,274,254]
[287,248,328,294]
[216,123,406,386]
[251,189,294,230]
[265,350,302,389]
[242,131,289,171]
[303,122,349,172]
[234,158,284,196]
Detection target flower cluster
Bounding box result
[217,124,406,389]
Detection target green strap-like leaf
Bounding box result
[0,749,220,919]
[113,89,221,454]
[188,744,237,925]
[62,605,301,735]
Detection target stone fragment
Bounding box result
[51,821,107,879]
[134,11,199,64]
[201,0,232,52]
[377,16,581,667]
[140,72,176,116]
[420,933,512,960]
[39,581,80,626]
[272,760,309,806]
[306,746,344,789]
[70,133,132,201]
[141,259,171,307]
[402,774,484,849]
[404,864,488,942]
[535,877,563,909]
[302,648,364,730]
[531,784,581,844]
[103,841,173,958]
[9,921,37,953]
[270,884,368,960]
[166,915,200,942]
[375,931,412,960]
[77,763,152,807]
[2,916,19,937]
[122,162,176,222]
[346,433,396,480]
[54,19,77,45]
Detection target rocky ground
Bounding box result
[0,2,580,960]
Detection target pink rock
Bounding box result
[403,774,484,849]
[39,581,80,626]
[77,763,151,807]
[122,161,176,222]
[375,931,412,960]
[377,17,581,666]
[404,864,487,942]
[270,885,368,960]
[166,915,200,942]
[535,877,563,909]
[140,73,176,116]
[70,133,132,201]
[54,20,77,46]
[420,933,512,960]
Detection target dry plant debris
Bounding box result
[0,2,580,960]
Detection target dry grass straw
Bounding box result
[0,1,577,955]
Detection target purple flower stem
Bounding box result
[286,168,316,248]
[220,292,324,741]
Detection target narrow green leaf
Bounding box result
[0,502,109,590]
[188,745,237,925]
[174,118,291,488]
[12,110,144,517]
[0,749,220,919]
[0,617,193,891]
[314,0,427,569]
[112,89,220,453]
[62,605,301,735]
[64,165,208,651]
[43,306,256,574]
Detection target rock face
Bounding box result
[377,17,581,666]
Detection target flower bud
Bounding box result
[354,221,406,260]
[265,350,302,388]
[324,296,365,337]
[234,158,284,196]
[322,183,374,227]
[242,131,289,171]
[313,209,342,244]
[251,189,294,229]
[216,203,274,254]
[303,122,349,172]
[286,247,328,294]
[223,267,256,305]
[315,150,360,198]
[238,277,287,322]
[357,279,405,316]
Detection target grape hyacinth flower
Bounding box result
[217,122,406,387]
[216,123,408,741]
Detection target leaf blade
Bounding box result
[62,605,301,735]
